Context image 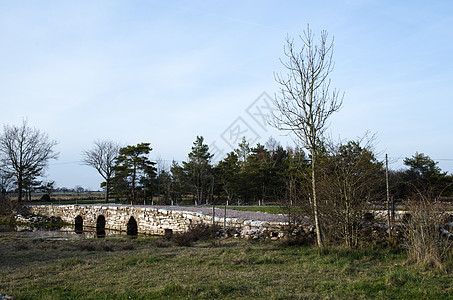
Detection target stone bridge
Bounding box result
[25,204,426,238]
[26,204,288,238]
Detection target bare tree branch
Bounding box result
[82,140,120,203]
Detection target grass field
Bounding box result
[1,234,452,299]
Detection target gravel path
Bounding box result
[50,203,291,223]
[150,205,289,223]
[83,204,290,223]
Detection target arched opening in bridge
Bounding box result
[74,215,83,234]
[127,216,138,236]
[96,215,106,238]
[164,229,173,240]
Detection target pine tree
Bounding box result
[112,143,156,204]
[183,136,214,205]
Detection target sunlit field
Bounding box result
[1,234,452,299]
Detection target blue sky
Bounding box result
[1,0,452,189]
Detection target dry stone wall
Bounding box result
[26,204,288,238]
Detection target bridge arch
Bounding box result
[127,216,138,235]
[96,215,106,229]
[75,215,83,234]
[96,215,106,237]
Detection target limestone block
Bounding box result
[260,222,270,228]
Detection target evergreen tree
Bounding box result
[156,169,173,204]
[242,144,271,205]
[235,137,251,164]
[170,161,188,204]
[402,152,452,198]
[182,136,214,205]
[281,147,310,206]
[112,143,156,204]
[215,151,240,205]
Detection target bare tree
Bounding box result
[82,140,120,203]
[272,25,343,246]
[0,120,58,203]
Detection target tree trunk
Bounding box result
[17,173,23,203]
[132,164,137,204]
[345,202,350,247]
[105,180,109,203]
[311,150,323,247]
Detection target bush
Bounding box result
[119,243,135,251]
[0,196,20,221]
[78,242,97,251]
[172,231,195,247]
[152,239,171,248]
[189,223,219,241]
[172,223,219,247]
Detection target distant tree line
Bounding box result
[80,136,453,209]
[0,120,451,209]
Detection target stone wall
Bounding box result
[26,204,288,238]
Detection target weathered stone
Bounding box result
[25,204,299,239]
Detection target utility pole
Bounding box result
[386,154,391,238]
[224,204,227,229]
[212,203,215,226]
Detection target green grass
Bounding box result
[1,236,452,299]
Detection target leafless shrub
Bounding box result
[318,135,384,248]
[152,239,170,248]
[119,242,135,251]
[402,194,452,269]
[172,231,195,247]
[78,242,97,251]
[100,242,115,252]
[172,223,219,247]
[188,223,219,241]
[0,196,21,222]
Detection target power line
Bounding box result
[49,159,186,166]
[47,156,453,167]
[377,156,453,162]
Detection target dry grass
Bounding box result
[0,235,452,299]
[402,198,453,269]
